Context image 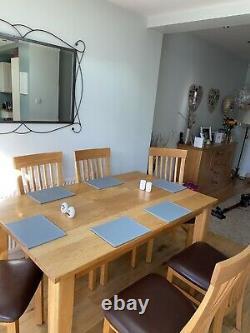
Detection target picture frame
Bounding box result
[200,126,212,142]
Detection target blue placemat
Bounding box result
[5,215,66,249]
[145,201,191,224]
[86,176,123,190]
[153,179,186,193]
[28,186,75,204]
[90,216,150,247]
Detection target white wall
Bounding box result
[152,33,248,147]
[0,0,162,195]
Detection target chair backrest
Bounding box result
[148,147,187,183]
[181,245,250,333]
[13,152,63,194]
[74,148,111,182]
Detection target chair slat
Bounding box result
[155,157,159,177]
[148,148,187,184]
[37,165,43,190]
[174,158,178,182]
[98,158,104,178]
[169,157,173,181]
[13,152,63,195]
[74,148,111,183]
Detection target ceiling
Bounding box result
[108,0,250,61]
[193,24,250,60]
[108,0,237,16]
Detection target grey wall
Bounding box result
[238,65,250,177]
[152,33,248,147]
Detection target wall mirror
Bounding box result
[0,33,76,123]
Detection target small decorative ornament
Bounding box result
[61,202,69,214]
[186,84,203,144]
[193,137,204,148]
[66,206,76,219]
[208,88,220,112]
[60,202,76,219]
[222,96,235,116]
[188,85,203,112]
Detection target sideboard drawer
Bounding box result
[178,143,236,195]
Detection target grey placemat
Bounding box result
[90,216,150,247]
[86,176,123,190]
[153,179,186,193]
[5,215,66,249]
[145,201,191,223]
[28,186,75,204]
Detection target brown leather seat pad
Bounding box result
[0,259,42,323]
[168,242,227,290]
[103,274,195,333]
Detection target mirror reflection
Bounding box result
[0,36,76,123]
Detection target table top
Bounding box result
[0,172,217,282]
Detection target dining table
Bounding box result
[0,171,217,333]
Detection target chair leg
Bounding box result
[7,321,19,333]
[100,263,109,286]
[185,224,194,247]
[236,295,244,331]
[34,280,44,325]
[103,318,115,333]
[146,239,154,263]
[131,248,137,269]
[166,267,174,283]
[88,270,97,291]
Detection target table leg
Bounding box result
[131,248,137,269]
[100,263,109,286]
[192,207,211,243]
[88,270,97,291]
[48,276,75,333]
[146,239,154,263]
[0,227,8,260]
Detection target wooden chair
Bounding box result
[13,152,64,194]
[103,245,250,333]
[74,148,111,290]
[167,242,250,331]
[74,148,111,183]
[0,259,44,333]
[148,147,187,183]
[132,147,189,268]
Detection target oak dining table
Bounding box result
[0,172,217,333]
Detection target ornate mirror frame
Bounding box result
[0,18,86,134]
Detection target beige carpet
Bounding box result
[210,192,250,245]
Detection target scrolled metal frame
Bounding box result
[0,18,86,134]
